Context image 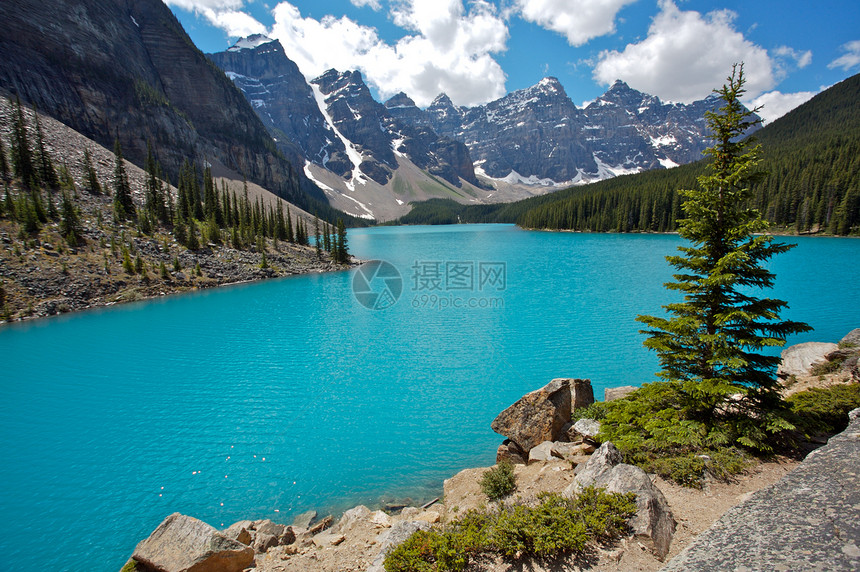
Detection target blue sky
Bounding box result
[165,0,860,122]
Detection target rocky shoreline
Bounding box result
[120,329,860,572]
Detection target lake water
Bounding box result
[1,225,858,571]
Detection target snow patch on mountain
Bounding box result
[310,82,365,190]
[228,34,275,52]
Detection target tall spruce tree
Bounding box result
[0,136,10,183]
[636,65,811,446]
[33,111,59,190]
[335,218,349,263]
[10,97,35,189]
[112,139,136,222]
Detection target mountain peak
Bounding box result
[227,34,276,52]
[384,92,417,109]
[430,93,455,108]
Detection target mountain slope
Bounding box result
[0,0,353,222]
[400,73,860,235]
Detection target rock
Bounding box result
[491,379,572,451]
[370,510,392,528]
[565,443,675,560]
[312,532,346,547]
[840,328,860,348]
[415,511,442,524]
[573,418,601,439]
[132,513,254,572]
[292,510,317,529]
[253,532,279,553]
[605,386,638,401]
[331,505,372,534]
[222,520,254,546]
[550,441,582,461]
[551,377,595,411]
[560,422,584,443]
[777,342,839,378]
[309,515,333,534]
[254,519,286,537]
[279,526,296,546]
[849,407,860,422]
[399,507,421,520]
[528,440,557,464]
[368,521,431,572]
[496,439,528,465]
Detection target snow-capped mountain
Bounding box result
[399,78,758,186]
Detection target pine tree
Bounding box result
[0,136,10,182]
[187,218,199,250]
[10,97,36,189]
[335,218,349,263]
[112,139,136,222]
[636,65,811,448]
[33,111,59,190]
[60,191,83,246]
[286,208,294,243]
[314,216,321,259]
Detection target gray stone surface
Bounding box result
[368,521,431,572]
[661,414,860,571]
[604,386,638,401]
[840,328,860,347]
[777,341,839,378]
[292,510,317,529]
[572,418,601,439]
[131,512,254,572]
[565,442,675,560]
[552,378,595,411]
[528,441,556,464]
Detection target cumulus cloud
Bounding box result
[516,0,637,46]
[750,89,818,124]
[593,0,775,103]
[269,0,509,106]
[349,0,382,10]
[828,40,860,71]
[164,0,266,38]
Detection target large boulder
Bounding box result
[777,342,839,378]
[572,418,601,439]
[553,378,595,411]
[491,379,572,451]
[564,443,676,560]
[131,513,255,572]
[840,328,860,348]
[528,441,556,464]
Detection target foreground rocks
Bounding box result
[777,341,840,378]
[129,513,254,572]
[661,408,860,571]
[565,442,676,560]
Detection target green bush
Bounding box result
[787,383,860,435]
[383,488,636,572]
[810,357,845,376]
[631,447,750,488]
[480,461,516,501]
[571,401,609,422]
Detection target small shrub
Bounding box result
[383,488,635,572]
[787,383,860,435]
[810,358,845,376]
[572,401,609,422]
[481,461,516,501]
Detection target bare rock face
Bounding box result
[840,328,860,348]
[777,342,840,378]
[564,443,676,560]
[528,441,556,464]
[491,379,572,452]
[496,439,528,465]
[132,513,254,572]
[368,521,431,572]
[552,378,595,411]
[572,418,601,439]
[605,386,638,401]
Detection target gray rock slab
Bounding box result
[777,341,839,377]
[605,386,638,401]
[661,415,860,571]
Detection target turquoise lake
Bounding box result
[1,224,858,570]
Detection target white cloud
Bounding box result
[349,0,382,10]
[750,89,818,124]
[268,0,509,106]
[164,0,245,12]
[593,1,775,103]
[201,9,267,37]
[828,40,860,71]
[774,46,812,69]
[516,0,637,46]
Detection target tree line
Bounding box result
[0,97,349,264]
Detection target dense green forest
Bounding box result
[399,73,860,235]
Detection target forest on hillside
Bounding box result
[400,73,860,236]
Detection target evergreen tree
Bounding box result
[323,222,331,252]
[636,65,811,448]
[335,218,349,263]
[60,191,83,246]
[286,208,294,243]
[112,139,136,222]
[33,111,59,190]
[0,136,10,182]
[10,97,35,189]
[81,147,103,195]
[314,216,321,259]
[187,218,199,250]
